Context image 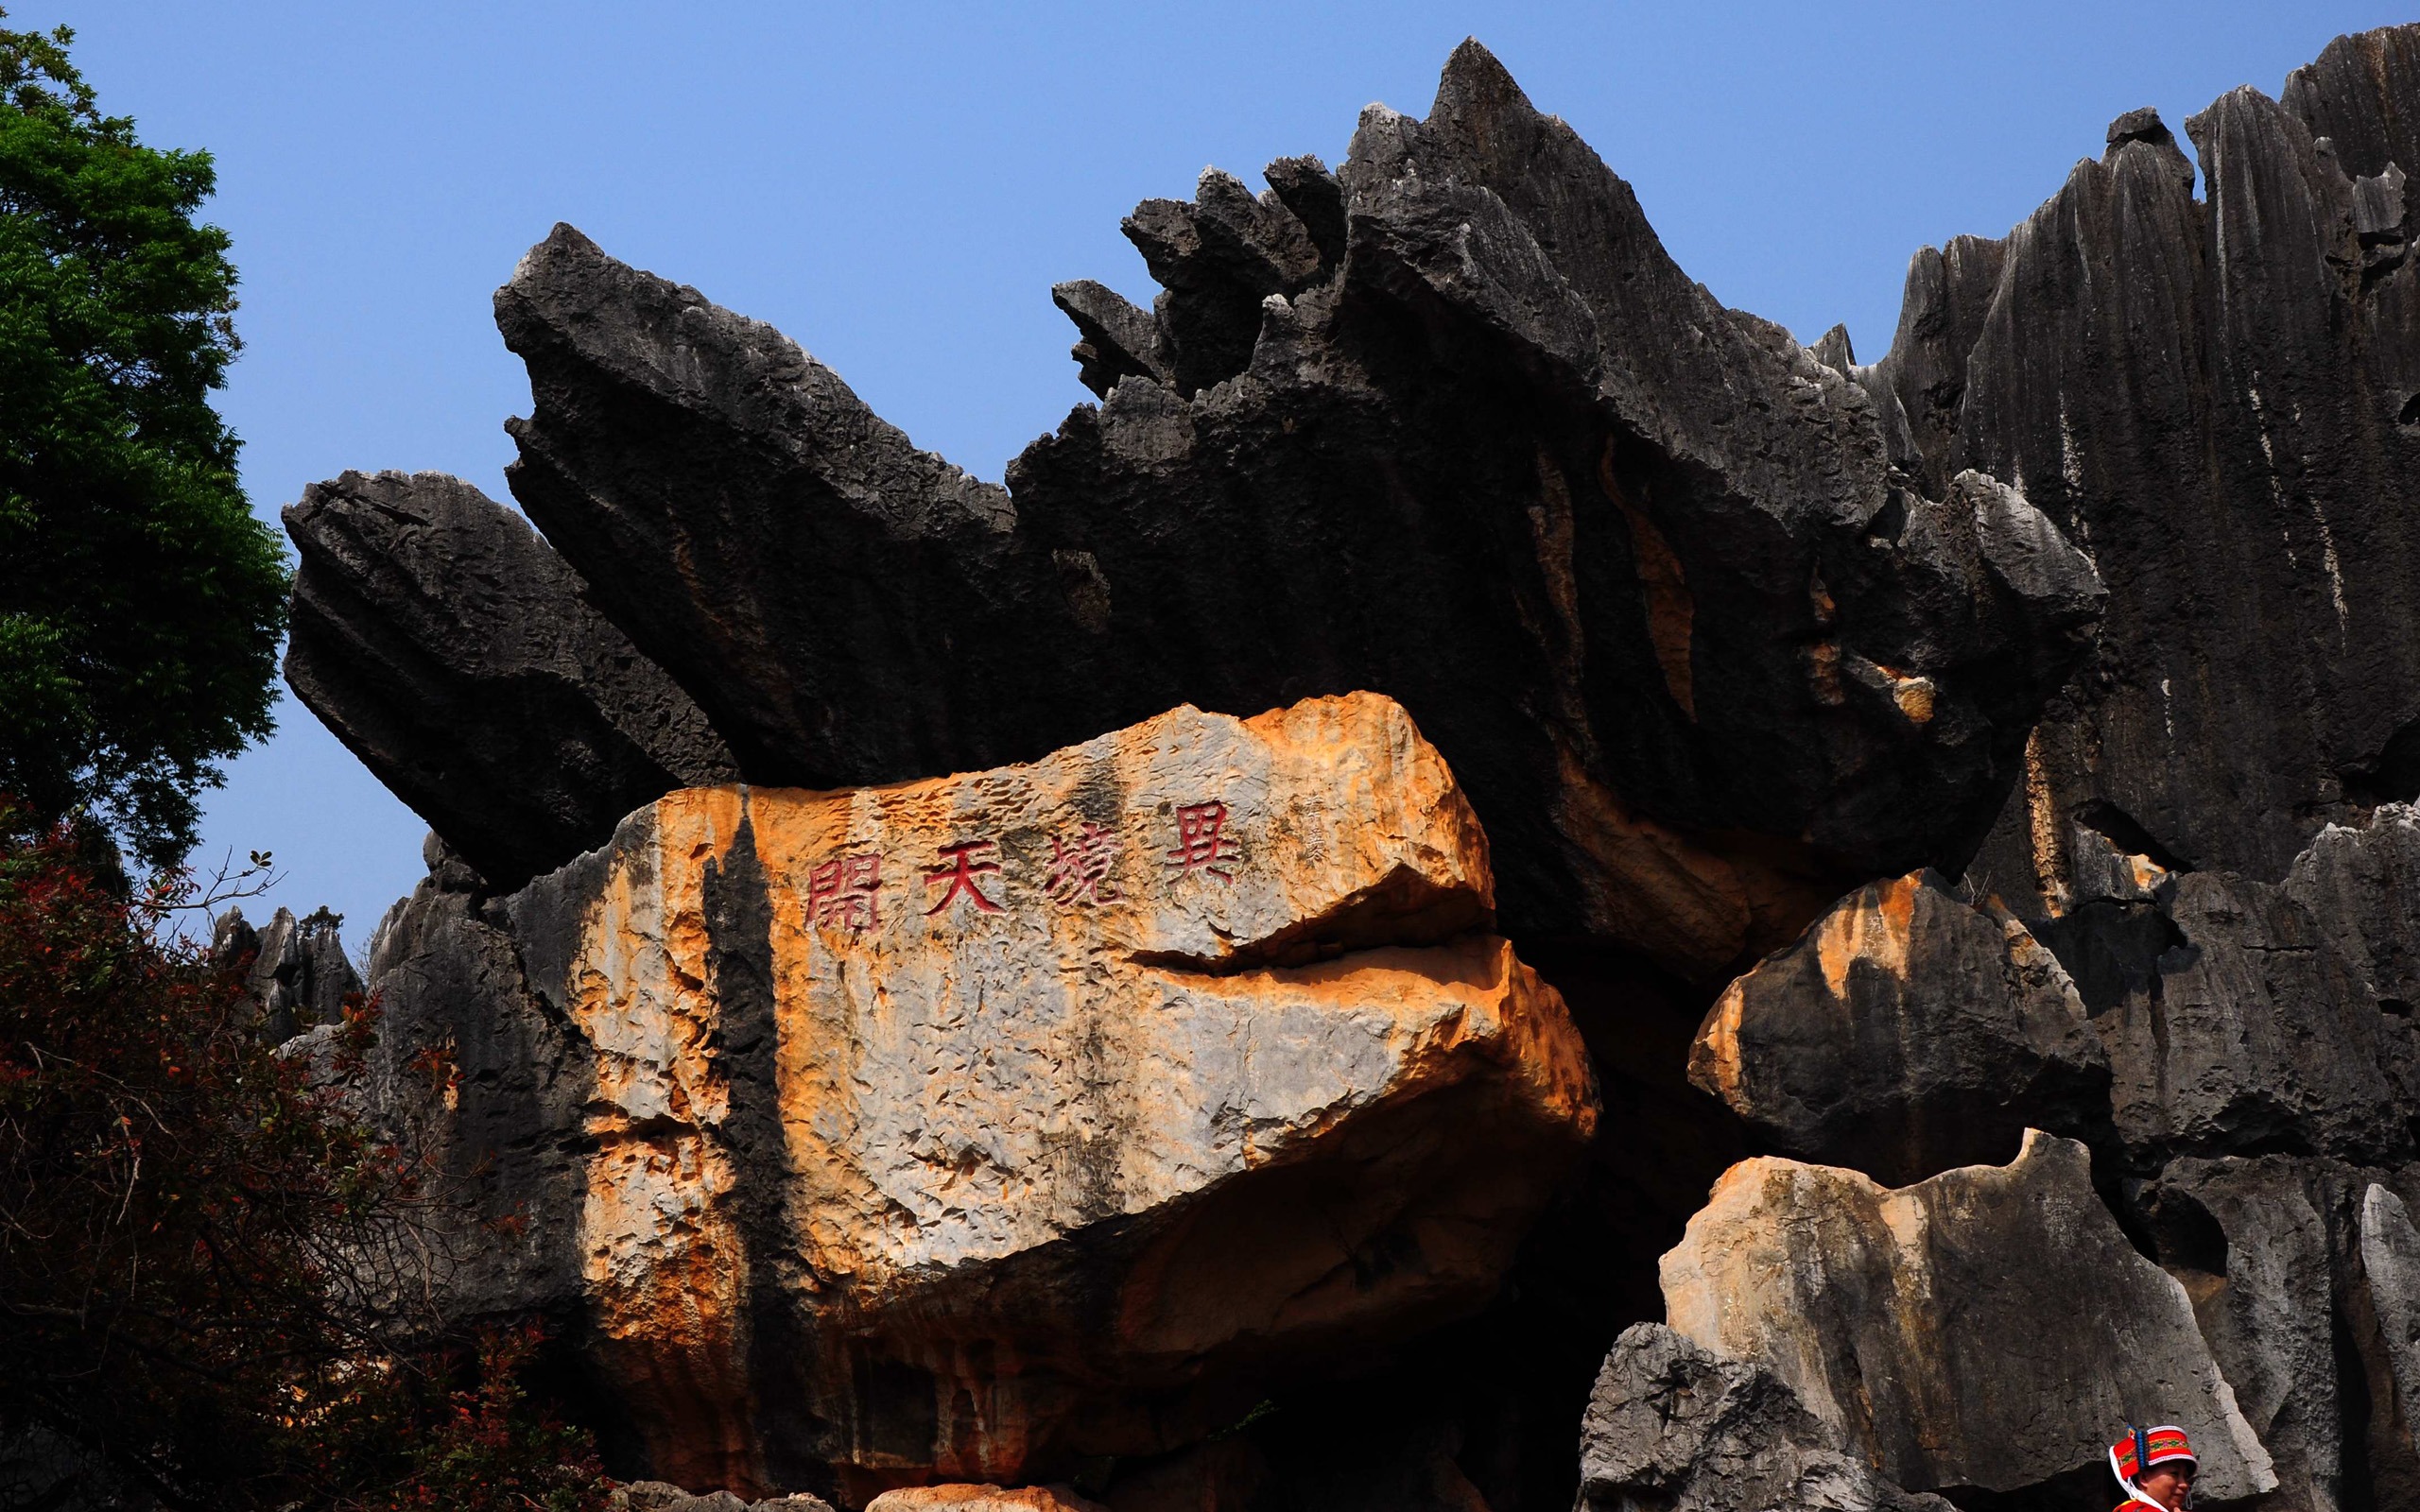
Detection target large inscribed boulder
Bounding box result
[372,693,1595,1501]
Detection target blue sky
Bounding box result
[40,1,2411,953]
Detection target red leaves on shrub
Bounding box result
[0,807,613,1508]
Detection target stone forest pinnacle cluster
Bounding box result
[272,24,2420,1512]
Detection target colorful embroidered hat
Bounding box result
[2110,1424,2197,1498]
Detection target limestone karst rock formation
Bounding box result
[1852,33,2420,911]
[1661,1132,2276,1505]
[275,17,2420,1512]
[209,902,361,1042]
[2359,1182,2420,1493]
[285,470,736,889]
[395,42,2106,987]
[1689,839,2420,1185]
[2131,1155,2420,1512]
[354,694,1594,1501]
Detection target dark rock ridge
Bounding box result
[277,19,2420,1512]
[285,470,736,890]
[459,43,2109,986]
[337,832,595,1327]
[1850,34,2420,909]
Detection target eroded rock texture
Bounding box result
[1680,752,2420,1503]
[354,694,1593,1501]
[2133,1156,2420,1512]
[285,470,736,889]
[278,20,2420,1512]
[2359,1182,2420,1500]
[1862,36,2420,910]
[2094,871,2412,1164]
[1575,1324,1949,1512]
[351,832,596,1324]
[1660,1132,2275,1504]
[468,44,2101,984]
[1707,808,2420,1188]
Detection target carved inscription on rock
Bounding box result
[512,693,1597,1495]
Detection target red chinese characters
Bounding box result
[807,851,884,933]
[1165,800,1240,882]
[1046,822,1123,907]
[924,839,1005,915]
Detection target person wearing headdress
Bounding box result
[2110,1424,2197,1512]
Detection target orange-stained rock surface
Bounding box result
[863,1486,1107,1512]
[1687,870,2107,1184]
[1659,1131,2274,1503]
[488,693,1596,1500]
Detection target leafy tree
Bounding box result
[0,15,286,870]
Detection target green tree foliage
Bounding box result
[0,17,286,870]
[0,808,613,1509]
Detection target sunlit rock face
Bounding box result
[862,1487,1104,1512]
[378,693,1594,1500]
[1660,1133,2276,1506]
[288,18,2420,1512]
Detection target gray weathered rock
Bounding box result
[350,832,594,1324]
[2284,25,2420,185]
[2287,803,2420,1139]
[284,469,735,890]
[1869,25,2420,910]
[1661,1131,2276,1503]
[2086,872,2411,1165]
[1050,280,1169,398]
[2360,1183,2420,1483]
[1576,1323,1951,1512]
[493,230,1032,800]
[2138,1158,2358,1512]
[1689,869,2108,1183]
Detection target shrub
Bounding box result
[0,808,611,1509]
